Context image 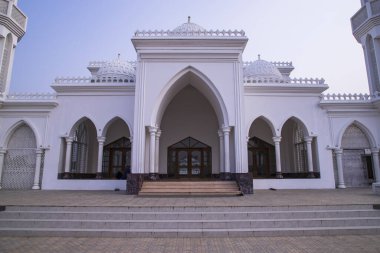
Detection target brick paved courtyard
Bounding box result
[1,235,380,253]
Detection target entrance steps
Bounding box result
[1,204,380,237]
[139,181,242,196]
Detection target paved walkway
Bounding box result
[1,235,380,253]
[1,188,380,253]
[0,187,378,207]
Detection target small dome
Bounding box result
[96,59,135,79]
[172,16,206,33]
[244,58,283,80]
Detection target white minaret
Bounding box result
[0,0,27,96]
[352,0,380,94]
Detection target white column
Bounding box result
[155,130,161,174]
[148,126,157,177]
[64,137,73,178]
[222,126,231,177]
[304,136,315,178]
[334,149,346,189]
[32,149,43,190]
[0,149,7,189]
[218,130,224,174]
[96,137,106,179]
[371,148,380,183]
[272,136,283,178]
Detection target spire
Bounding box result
[258,54,261,60]
[188,16,191,23]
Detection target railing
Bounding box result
[243,61,293,68]
[244,77,325,85]
[134,29,246,38]
[6,92,57,100]
[320,93,373,102]
[54,76,135,84]
[88,61,136,68]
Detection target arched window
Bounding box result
[294,124,307,172]
[70,123,88,173]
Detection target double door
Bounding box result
[171,148,211,178]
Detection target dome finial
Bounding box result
[188,16,191,23]
[118,53,120,60]
[258,54,261,60]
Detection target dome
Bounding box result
[244,57,283,80]
[172,16,206,33]
[96,59,135,79]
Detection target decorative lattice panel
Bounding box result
[342,124,370,149]
[342,149,368,187]
[2,125,36,189]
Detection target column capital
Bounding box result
[35,149,43,155]
[222,126,231,134]
[65,137,74,143]
[0,148,7,155]
[156,130,162,138]
[97,136,106,143]
[218,130,224,137]
[272,136,282,143]
[304,136,313,143]
[371,148,380,154]
[334,148,343,155]
[148,126,158,134]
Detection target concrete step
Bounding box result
[0,226,379,238]
[139,181,241,196]
[1,204,380,237]
[1,209,379,220]
[1,217,380,229]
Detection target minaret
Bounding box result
[0,0,27,96]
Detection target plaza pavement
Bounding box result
[0,188,380,253]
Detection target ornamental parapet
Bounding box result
[320,93,374,102]
[88,61,136,68]
[244,77,325,85]
[243,61,293,68]
[54,76,135,84]
[6,92,56,100]
[133,29,246,38]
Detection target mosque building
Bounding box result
[0,0,379,194]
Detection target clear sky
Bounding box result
[11,0,366,94]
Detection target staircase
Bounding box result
[138,181,242,196]
[0,204,380,237]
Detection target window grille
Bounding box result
[70,123,88,173]
[294,124,307,172]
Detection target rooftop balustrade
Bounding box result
[134,29,246,38]
[6,92,56,100]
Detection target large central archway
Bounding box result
[155,68,227,178]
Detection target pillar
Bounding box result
[334,149,346,189]
[32,149,43,190]
[272,136,283,178]
[148,126,158,180]
[222,126,231,179]
[154,130,161,175]
[96,137,105,179]
[0,149,7,189]
[371,148,380,183]
[304,136,315,178]
[63,137,73,179]
[218,130,224,174]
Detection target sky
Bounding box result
[11,0,366,94]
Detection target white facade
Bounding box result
[1,3,380,193]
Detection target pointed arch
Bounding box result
[68,116,97,137]
[101,116,132,137]
[337,120,376,148]
[279,116,310,137]
[248,115,276,137]
[151,66,229,126]
[1,119,41,148]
